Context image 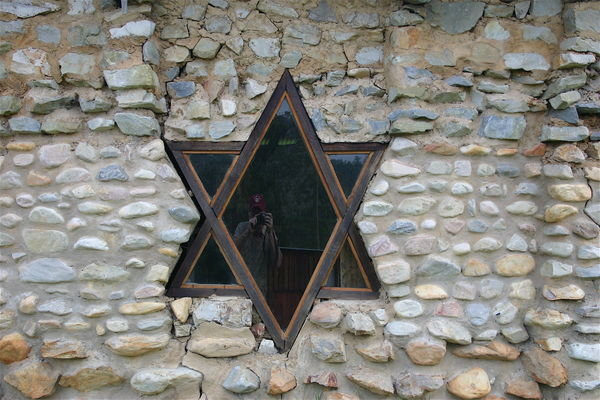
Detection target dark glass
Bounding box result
[187,153,235,197]
[186,235,238,285]
[223,98,337,329]
[324,239,367,288]
[329,153,368,198]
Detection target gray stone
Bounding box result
[480,279,504,300]
[97,165,128,182]
[504,53,550,71]
[478,115,526,140]
[103,65,158,90]
[466,303,490,326]
[309,0,336,22]
[29,207,64,224]
[38,144,70,168]
[541,125,589,142]
[389,108,439,121]
[384,321,421,344]
[209,0,229,9]
[222,366,260,394]
[121,235,153,250]
[529,0,562,17]
[567,343,600,363]
[168,206,200,224]
[131,367,202,395]
[543,73,587,99]
[0,96,21,116]
[205,15,232,34]
[193,38,220,59]
[347,12,380,28]
[167,82,195,99]
[109,20,156,39]
[119,202,159,219]
[522,25,557,44]
[114,113,160,136]
[496,163,520,178]
[444,107,478,120]
[577,102,600,115]
[213,59,237,80]
[142,41,160,66]
[310,334,346,362]
[0,20,24,36]
[38,298,72,315]
[79,97,112,113]
[58,53,100,87]
[468,220,488,233]
[80,263,129,281]
[280,51,301,68]
[257,0,298,18]
[343,312,376,335]
[571,380,600,392]
[9,117,41,134]
[426,1,485,35]
[159,229,191,244]
[0,171,22,189]
[560,37,600,55]
[416,255,461,277]
[74,236,109,251]
[367,120,389,136]
[249,38,280,58]
[356,47,383,65]
[485,4,514,17]
[493,301,518,324]
[578,245,600,260]
[209,121,236,139]
[99,146,120,159]
[284,24,321,46]
[19,258,75,283]
[23,229,68,253]
[390,10,424,26]
[245,79,267,99]
[0,1,59,18]
[325,70,345,86]
[182,4,206,20]
[548,107,579,125]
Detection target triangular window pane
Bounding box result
[186,235,239,285]
[329,153,368,198]
[223,98,337,330]
[323,239,368,289]
[186,153,236,197]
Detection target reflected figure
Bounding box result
[233,194,282,295]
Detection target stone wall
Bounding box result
[0,0,598,399]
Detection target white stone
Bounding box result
[110,20,156,39]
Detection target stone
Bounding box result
[58,366,124,392]
[0,333,30,364]
[545,204,578,222]
[530,0,562,17]
[188,322,254,357]
[438,198,464,218]
[504,53,550,71]
[453,341,520,361]
[309,0,337,22]
[80,263,129,282]
[304,371,338,388]
[363,201,393,216]
[522,348,568,387]
[110,20,155,38]
[311,334,346,362]
[105,334,170,357]
[416,255,460,277]
[405,337,446,366]
[22,229,68,253]
[447,368,491,399]
[192,298,251,328]
[394,372,444,400]
[355,340,394,363]
[119,202,159,219]
[425,1,485,35]
[390,10,424,26]
[10,48,51,77]
[4,359,59,399]
[249,38,280,58]
[390,119,434,134]
[566,343,600,363]
[345,367,394,396]
[427,319,471,344]
[114,113,160,136]
[268,368,296,395]
[343,313,375,335]
[257,0,298,18]
[548,184,591,202]
[19,258,75,283]
[0,96,21,116]
[9,117,41,134]
[310,302,343,328]
[131,367,203,395]
[524,309,573,329]
[505,380,542,400]
[41,338,87,359]
[478,115,526,140]
[119,302,166,315]
[543,284,585,301]
[540,242,574,257]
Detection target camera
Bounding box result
[255,212,266,226]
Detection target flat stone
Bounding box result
[355,340,394,363]
[405,337,446,366]
[119,202,159,219]
[9,117,41,134]
[524,309,573,329]
[104,65,157,90]
[548,184,591,202]
[530,0,562,17]
[59,366,124,392]
[343,312,375,335]
[22,229,67,253]
[188,322,254,357]
[453,341,520,361]
[310,302,343,328]
[504,53,550,71]
[394,372,444,400]
[505,380,542,399]
[114,113,160,136]
[105,334,170,356]
[131,367,202,395]
[41,338,87,359]
[79,263,129,282]
[345,367,394,396]
[478,115,526,140]
[427,319,471,344]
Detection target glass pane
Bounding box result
[187,153,235,197]
[329,153,368,198]
[324,239,367,289]
[186,235,238,285]
[223,98,337,329]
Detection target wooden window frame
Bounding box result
[165,70,385,351]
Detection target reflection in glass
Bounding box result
[324,239,368,288]
[329,153,368,198]
[187,153,235,197]
[224,98,337,329]
[186,235,238,285]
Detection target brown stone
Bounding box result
[405,337,446,366]
[523,143,546,157]
[267,368,297,395]
[304,371,338,388]
[170,297,192,323]
[415,284,448,299]
[461,144,491,156]
[4,359,60,399]
[535,337,562,352]
[447,368,491,399]
[548,184,592,202]
[495,254,535,277]
[452,341,520,361]
[309,302,343,328]
[505,379,542,399]
[542,284,585,301]
[41,338,87,359]
[521,348,568,387]
[0,333,31,364]
[6,142,36,151]
[497,148,518,156]
[462,258,491,276]
[435,300,463,318]
[105,334,170,356]
[187,322,254,358]
[59,366,124,392]
[424,142,458,155]
[524,309,573,329]
[26,171,52,186]
[118,301,166,315]
[322,393,359,400]
[544,204,578,222]
[485,396,508,400]
[345,366,394,395]
[553,144,585,163]
[355,340,394,362]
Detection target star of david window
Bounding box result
[166,71,384,351]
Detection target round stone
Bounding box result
[495,254,535,276]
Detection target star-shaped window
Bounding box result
[166,71,384,351]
